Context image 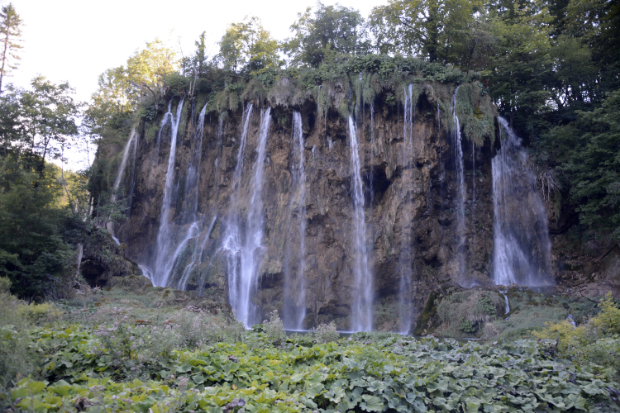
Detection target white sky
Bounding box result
[9,0,384,103]
[6,0,385,170]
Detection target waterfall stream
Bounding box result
[500,291,510,315]
[225,107,272,327]
[223,104,254,324]
[348,115,373,332]
[151,98,185,287]
[451,87,467,283]
[398,85,415,334]
[284,112,307,329]
[492,117,553,287]
[182,102,208,222]
[107,126,137,245]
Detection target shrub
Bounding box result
[592,292,620,335]
[16,302,63,325]
[263,310,285,342]
[312,322,339,343]
[0,276,10,293]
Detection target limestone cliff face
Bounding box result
[111,82,508,331]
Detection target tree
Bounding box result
[218,16,279,73]
[484,4,554,128]
[368,0,481,62]
[538,90,620,239]
[15,77,81,173]
[0,3,22,96]
[181,31,209,78]
[85,39,178,134]
[282,2,369,68]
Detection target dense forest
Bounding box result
[1,0,620,411]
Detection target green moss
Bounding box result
[414,291,438,335]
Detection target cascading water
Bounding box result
[151,98,185,287]
[398,85,415,333]
[107,126,137,245]
[284,111,307,329]
[492,117,553,287]
[177,214,217,289]
[471,142,476,247]
[451,87,467,283]
[225,106,272,327]
[223,104,254,324]
[127,126,139,213]
[182,102,208,222]
[348,115,373,332]
[500,290,510,315]
[156,101,172,157]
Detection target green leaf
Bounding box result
[361,394,385,412]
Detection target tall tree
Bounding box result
[368,0,481,62]
[283,2,369,68]
[17,77,80,173]
[0,3,22,96]
[218,16,279,73]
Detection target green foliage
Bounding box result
[459,318,477,334]
[218,16,280,74]
[368,0,482,62]
[311,321,339,343]
[1,76,80,168]
[437,290,502,337]
[86,39,177,134]
[475,292,496,317]
[262,310,285,343]
[5,327,620,412]
[534,292,620,380]
[283,2,369,68]
[0,158,76,299]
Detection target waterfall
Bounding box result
[492,117,553,287]
[348,115,373,332]
[225,106,272,327]
[451,87,467,283]
[397,85,415,334]
[500,290,510,315]
[156,101,172,157]
[284,111,307,329]
[127,124,139,214]
[107,126,137,244]
[177,214,217,290]
[471,141,476,248]
[182,102,208,222]
[223,104,254,324]
[151,98,185,287]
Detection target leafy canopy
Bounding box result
[283,2,369,68]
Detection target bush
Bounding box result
[312,322,339,343]
[16,302,63,325]
[0,276,10,293]
[534,292,620,380]
[263,310,285,342]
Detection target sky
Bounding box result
[9,0,385,102]
[6,0,385,169]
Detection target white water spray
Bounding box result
[348,115,373,332]
[398,84,415,333]
[492,117,553,287]
[225,106,272,327]
[284,112,307,329]
[451,87,467,283]
[107,127,137,244]
[151,98,185,287]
